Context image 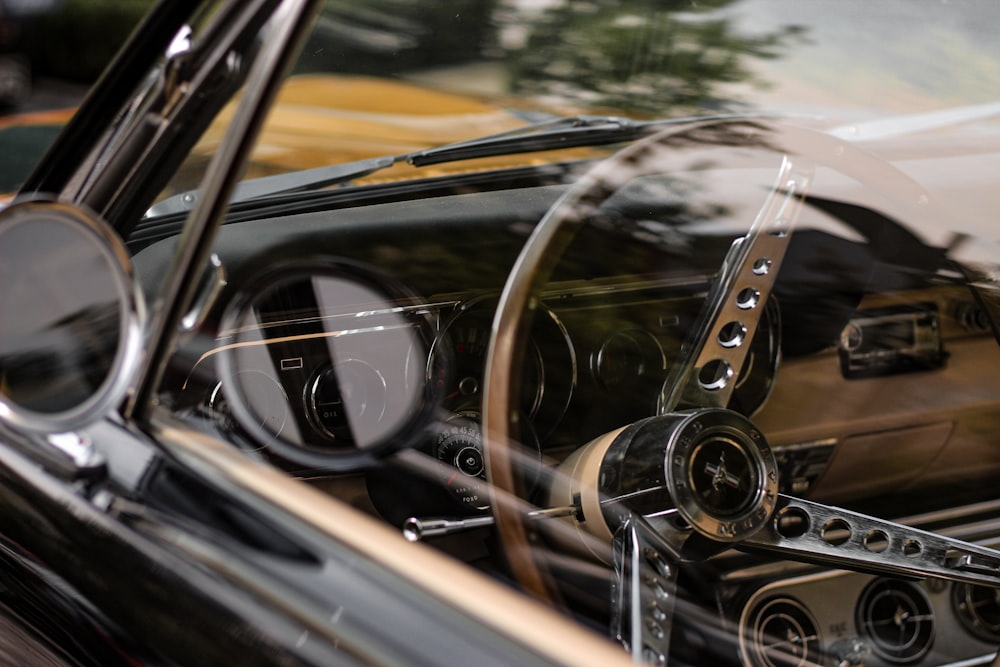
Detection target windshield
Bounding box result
[148,0,1000,212]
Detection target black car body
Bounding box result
[2,1,1000,665]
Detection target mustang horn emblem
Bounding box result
[704,451,741,490]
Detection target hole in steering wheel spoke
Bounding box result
[718,321,747,349]
[735,287,760,310]
[903,540,922,557]
[775,506,810,539]
[751,258,772,275]
[698,359,733,391]
[864,530,890,553]
[821,518,852,546]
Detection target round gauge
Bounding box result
[434,411,489,510]
[741,596,822,667]
[856,579,934,664]
[215,370,289,441]
[953,582,1000,642]
[429,298,575,439]
[430,308,510,408]
[305,359,388,446]
[592,329,666,390]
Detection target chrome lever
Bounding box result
[181,253,227,332]
[403,505,578,542]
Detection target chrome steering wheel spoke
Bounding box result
[744,494,1000,589]
[613,514,680,667]
[658,155,812,413]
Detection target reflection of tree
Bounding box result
[291,1,804,119]
[297,1,499,75]
[503,0,806,116]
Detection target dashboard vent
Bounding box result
[952,583,1000,642]
[856,580,934,663]
[742,596,821,667]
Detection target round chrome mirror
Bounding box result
[0,202,145,433]
[217,259,438,471]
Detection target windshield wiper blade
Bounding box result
[404,112,793,165]
[146,113,750,218]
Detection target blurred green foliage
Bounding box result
[21,0,153,82]
[507,0,806,116]
[299,0,804,116]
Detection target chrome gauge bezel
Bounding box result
[856,578,936,664]
[952,582,1000,643]
[304,359,388,443]
[741,595,822,667]
[429,295,576,440]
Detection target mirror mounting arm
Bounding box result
[127,0,321,424]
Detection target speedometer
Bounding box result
[429,297,576,439]
[434,411,489,510]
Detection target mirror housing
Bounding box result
[0,201,145,434]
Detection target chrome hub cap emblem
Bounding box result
[664,409,778,542]
[694,437,755,516]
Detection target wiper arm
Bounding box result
[146,155,396,217]
[405,114,658,166]
[146,113,747,218]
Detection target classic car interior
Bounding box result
[126,110,1000,666]
[3,1,999,664]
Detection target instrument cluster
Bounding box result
[188,263,782,492]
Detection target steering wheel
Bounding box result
[481,119,1000,663]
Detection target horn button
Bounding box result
[664,409,778,542]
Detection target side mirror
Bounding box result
[0,202,145,434]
